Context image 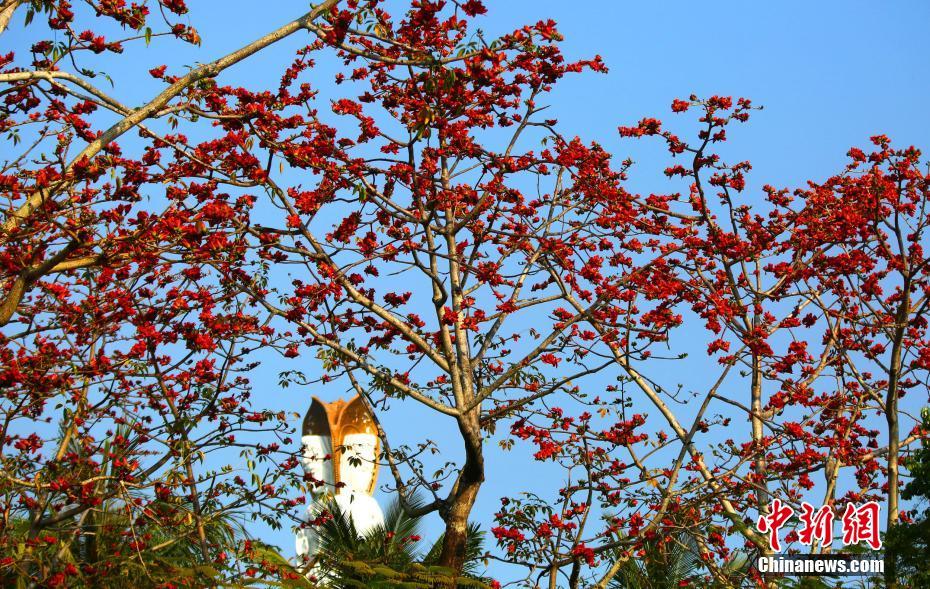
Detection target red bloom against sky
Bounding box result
[1,1,929,587]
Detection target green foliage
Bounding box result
[608,531,703,589]
[0,500,241,587]
[310,495,491,589]
[422,522,486,579]
[0,423,309,588]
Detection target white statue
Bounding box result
[296,395,384,563]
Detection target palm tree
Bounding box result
[309,494,490,588]
[608,531,703,589]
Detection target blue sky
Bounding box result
[6,0,930,581]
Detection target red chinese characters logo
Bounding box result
[841,501,882,550]
[757,499,794,552]
[755,501,882,552]
[798,502,834,546]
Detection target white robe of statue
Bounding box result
[339,433,379,494]
[296,433,384,562]
[299,434,334,489]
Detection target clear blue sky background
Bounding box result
[6,0,930,580]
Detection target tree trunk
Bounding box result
[438,415,485,573]
[0,0,24,37]
[750,353,770,517]
[885,333,903,589]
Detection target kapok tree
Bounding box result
[494,99,930,588]
[795,137,930,587]
[606,98,821,559]
[188,0,684,572]
[0,1,344,585]
[487,98,798,588]
[617,103,930,585]
[618,95,882,552]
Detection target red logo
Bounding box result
[755,501,882,552]
[841,501,882,550]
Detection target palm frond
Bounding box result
[422,522,486,576]
[608,530,703,589]
[311,494,489,587]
